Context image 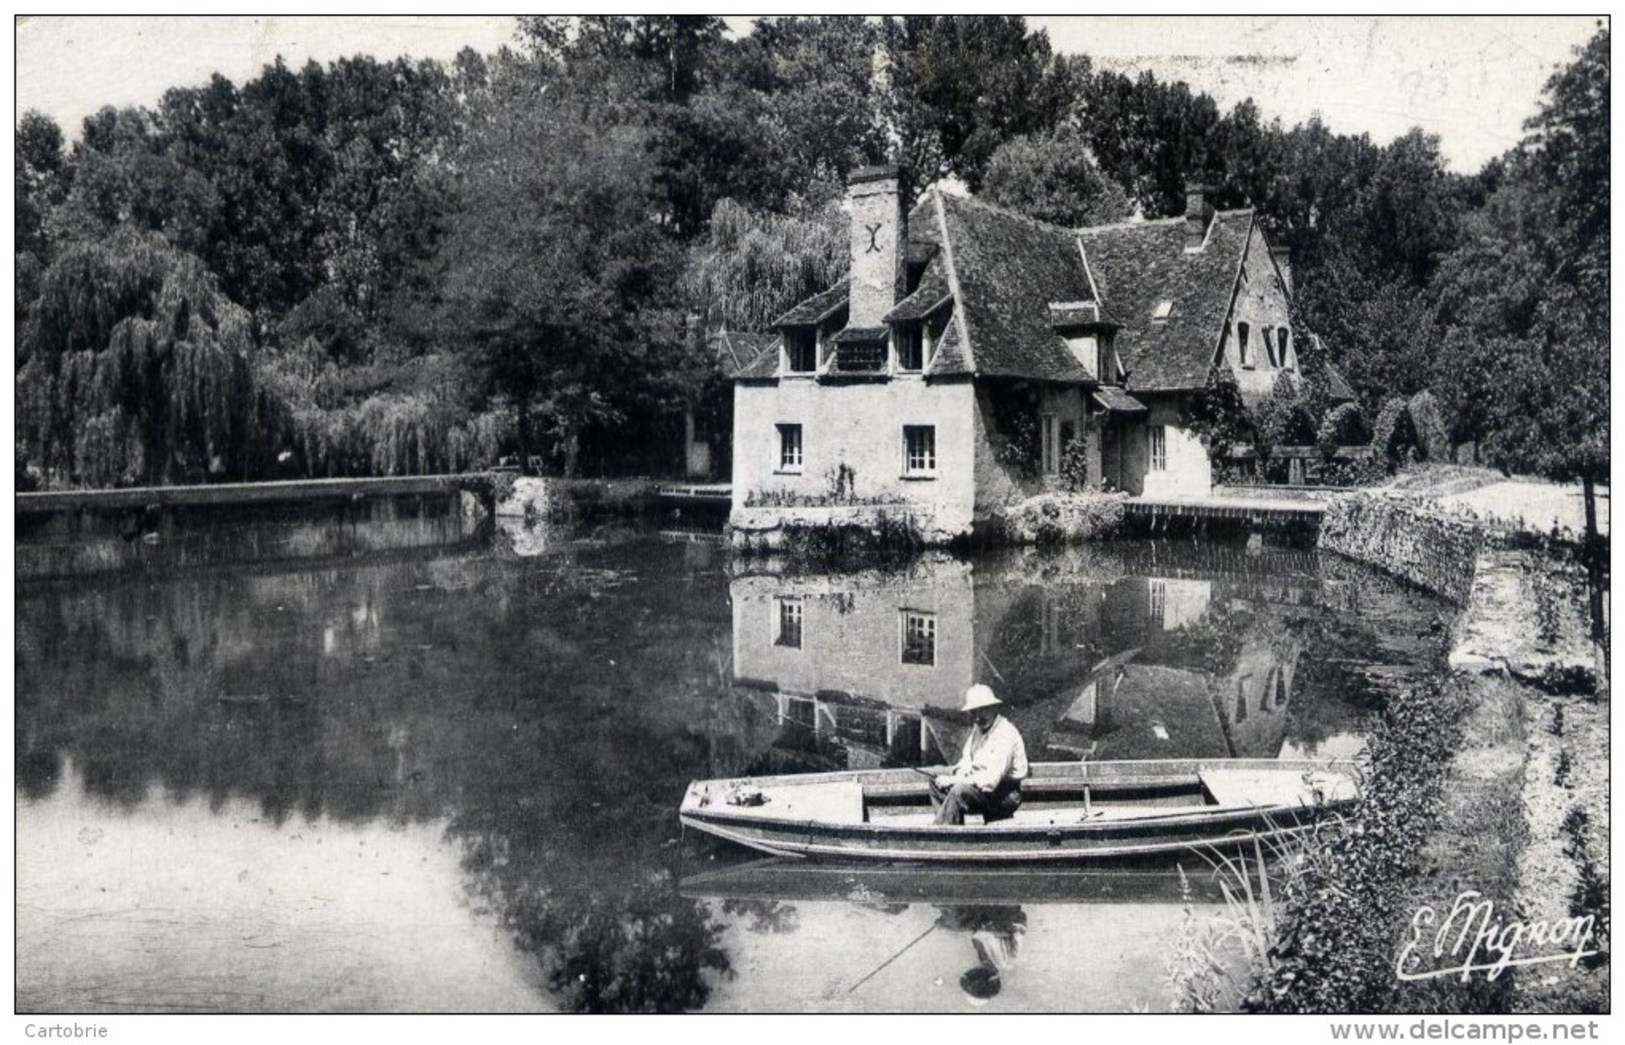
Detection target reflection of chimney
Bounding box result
[1270,246,1293,293]
[1184,183,1214,251]
[847,165,907,326]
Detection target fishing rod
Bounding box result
[847,922,938,994]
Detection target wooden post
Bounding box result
[1583,475,1605,644]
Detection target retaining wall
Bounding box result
[1318,491,1486,604]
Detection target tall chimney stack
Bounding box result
[1184,183,1214,251]
[847,165,907,327]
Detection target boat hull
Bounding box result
[679,758,1357,864]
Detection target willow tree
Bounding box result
[683,197,848,335]
[17,231,261,487]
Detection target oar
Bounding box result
[847,922,938,994]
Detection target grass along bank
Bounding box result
[1181,472,1608,1013]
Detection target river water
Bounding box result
[15,503,1448,1013]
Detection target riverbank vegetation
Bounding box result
[15,18,1607,499]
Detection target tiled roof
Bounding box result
[832,325,887,343]
[1048,302,1104,327]
[734,336,782,380]
[1093,387,1148,413]
[925,314,970,376]
[1077,211,1254,392]
[932,193,1094,382]
[884,258,951,322]
[711,329,776,372]
[1324,358,1355,402]
[775,278,849,326]
[747,189,1266,390]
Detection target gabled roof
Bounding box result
[932,193,1093,382]
[884,255,951,323]
[733,333,782,380]
[774,278,849,327]
[1324,359,1356,402]
[751,187,1267,389]
[711,329,777,372]
[1079,211,1254,394]
[1077,211,1255,392]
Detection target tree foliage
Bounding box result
[431,55,682,476]
[13,18,1608,492]
[17,231,260,486]
[981,127,1132,227]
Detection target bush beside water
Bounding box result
[991,491,1127,544]
[1244,679,1520,1012]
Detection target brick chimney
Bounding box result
[1270,246,1293,293]
[847,165,907,327]
[1184,183,1214,251]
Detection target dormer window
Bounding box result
[896,324,925,372]
[1237,322,1252,368]
[1152,301,1173,322]
[785,328,817,373]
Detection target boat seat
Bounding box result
[755,781,865,824]
[1199,768,1311,808]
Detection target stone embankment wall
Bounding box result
[1318,491,1485,604]
[728,504,928,553]
[1318,487,1608,1013]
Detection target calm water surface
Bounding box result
[15,507,1447,1012]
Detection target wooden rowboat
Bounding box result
[679,758,1359,863]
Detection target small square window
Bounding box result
[1152,301,1173,322]
[900,610,936,666]
[775,598,803,649]
[903,425,936,477]
[777,423,803,472]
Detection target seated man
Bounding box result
[931,685,1029,825]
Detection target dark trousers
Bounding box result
[931,779,1022,825]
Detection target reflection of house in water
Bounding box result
[729,547,1315,770]
[1213,633,1302,759]
[733,558,977,713]
[1045,662,1226,761]
[731,558,979,769]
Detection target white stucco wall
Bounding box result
[732,376,979,536]
[730,563,977,711]
[1120,397,1213,498]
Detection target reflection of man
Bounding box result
[931,685,1028,825]
[936,905,1027,1003]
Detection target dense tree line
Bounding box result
[13,17,1607,491]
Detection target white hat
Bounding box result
[961,684,1002,713]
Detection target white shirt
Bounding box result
[952,715,1029,792]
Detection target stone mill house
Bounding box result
[729,165,1303,545]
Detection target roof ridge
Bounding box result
[943,189,1087,238]
[933,189,977,375]
[1209,211,1258,370]
[1077,215,1184,234]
